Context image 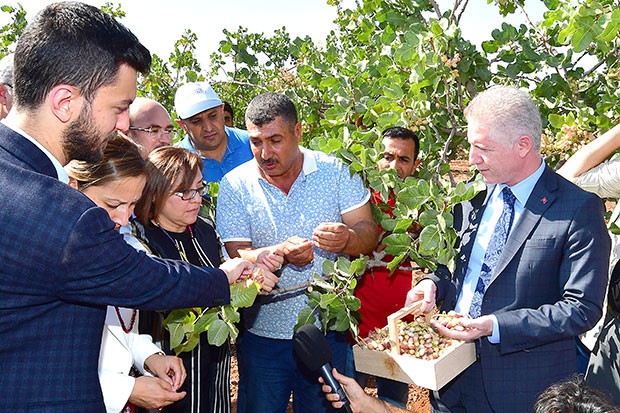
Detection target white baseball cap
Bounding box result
[174,82,223,119]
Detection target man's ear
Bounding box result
[413,159,421,172]
[175,118,187,132]
[294,121,302,143]
[0,83,9,106]
[516,135,533,158]
[67,177,79,190]
[49,85,81,123]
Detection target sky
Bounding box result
[1,0,547,68]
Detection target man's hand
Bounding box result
[431,315,494,341]
[129,376,186,410]
[144,353,186,390]
[281,236,314,267]
[405,279,437,313]
[319,368,405,413]
[312,222,351,253]
[248,263,280,293]
[256,249,285,272]
[319,368,367,413]
[219,258,254,284]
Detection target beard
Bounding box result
[62,104,116,164]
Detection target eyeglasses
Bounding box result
[173,181,208,200]
[128,126,175,138]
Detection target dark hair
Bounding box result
[223,101,234,118]
[134,147,203,225]
[13,2,151,109]
[65,132,148,192]
[382,126,420,161]
[532,375,620,413]
[245,92,298,127]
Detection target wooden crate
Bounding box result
[352,302,476,391]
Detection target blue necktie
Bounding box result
[469,187,517,318]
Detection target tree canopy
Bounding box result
[2,0,619,340]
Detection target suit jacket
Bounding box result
[428,165,610,413]
[0,124,231,412]
[99,307,161,413]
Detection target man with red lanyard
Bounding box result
[348,126,421,410]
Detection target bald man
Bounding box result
[126,97,174,154]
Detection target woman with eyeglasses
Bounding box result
[132,146,281,413]
[66,134,187,413]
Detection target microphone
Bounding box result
[293,324,353,413]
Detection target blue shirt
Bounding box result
[176,126,253,184]
[216,147,371,339]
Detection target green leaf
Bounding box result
[348,257,369,276]
[174,334,199,356]
[481,40,499,53]
[194,308,219,333]
[295,307,317,331]
[319,293,338,309]
[383,233,412,256]
[393,218,414,233]
[332,312,351,332]
[207,319,230,346]
[548,113,566,129]
[418,225,441,255]
[384,83,404,99]
[596,9,620,42]
[230,281,260,308]
[168,321,194,349]
[322,259,335,275]
[387,253,407,273]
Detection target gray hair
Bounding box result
[0,54,14,86]
[464,85,542,152]
[245,92,298,128]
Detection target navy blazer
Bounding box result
[428,165,610,413]
[0,124,231,412]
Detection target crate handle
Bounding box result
[386,301,429,356]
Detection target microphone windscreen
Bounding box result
[293,324,333,371]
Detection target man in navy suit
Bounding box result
[408,86,610,412]
[0,3,276,412]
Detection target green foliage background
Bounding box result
[3,0,620,340]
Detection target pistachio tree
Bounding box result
[3,0,619,347]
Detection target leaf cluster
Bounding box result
[163,280,260,355]
[294,257,368,336]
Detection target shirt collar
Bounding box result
[3,121,69,183]
[499,158,546,208]
[300,147,317,175]
[180,130,233,158]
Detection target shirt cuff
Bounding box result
[487,314,500,343]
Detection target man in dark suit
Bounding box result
[408,85,610,412]
[0,3,278,412]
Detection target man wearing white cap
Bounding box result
[175,82,253,183]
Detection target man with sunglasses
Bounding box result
[126,97,175,155]
[174,82,253,185]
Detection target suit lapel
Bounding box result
[491,165,557,282]
[0,123,57,178]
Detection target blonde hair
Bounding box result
[65,132,148,192]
